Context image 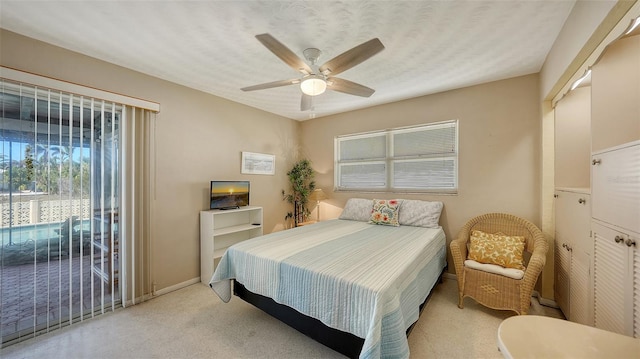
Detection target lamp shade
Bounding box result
[309,188,327,202]
[300,75,327,96]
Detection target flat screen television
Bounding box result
[210,181,250,210]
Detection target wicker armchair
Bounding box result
[450,213,548,315]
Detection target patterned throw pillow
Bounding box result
[369,199,402,226]
[467,230,526,270]
[397,200,443,228]
[339,198,374,222]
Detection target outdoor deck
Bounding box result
[1,254,117,343]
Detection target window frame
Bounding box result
[334,120,458,194]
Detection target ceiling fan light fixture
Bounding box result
[300,75,326,96]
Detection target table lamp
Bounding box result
[308,189,327,222]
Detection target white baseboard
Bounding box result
[154,277,201,296]
[442,272,457,280]
[123,294,153,307]
[122,277,201,307]
[532,290,559,308]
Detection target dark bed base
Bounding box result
[232,268,445,359]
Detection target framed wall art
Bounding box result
[241,151,275,175]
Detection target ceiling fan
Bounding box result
[241,33,385,111]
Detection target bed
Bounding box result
[209,199,446,359]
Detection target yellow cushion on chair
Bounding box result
[467,230,526,270]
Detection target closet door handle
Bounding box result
[614,235,624,244]
[578,198,586,204]
[592,159,601,165]
[626,239,636,247]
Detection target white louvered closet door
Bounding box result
[593,222,631,335]
[591,142,640,337]
[554,236,570,316]
[569,249,591,325]
[554,189,592,324]
[635,242,640,338]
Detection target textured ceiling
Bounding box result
[0,1,576,121]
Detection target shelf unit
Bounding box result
[200,206,262,284]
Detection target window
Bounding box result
[335,120,458,193]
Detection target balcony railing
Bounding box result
[0,195,91,228]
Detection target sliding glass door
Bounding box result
[0,79,121,345]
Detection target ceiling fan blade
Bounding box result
[301,94,312,111]
[255,33,313,75]
[327,77,375,97]
[319,38,384,76]
[241,78,300,92]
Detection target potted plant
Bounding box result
[282,159,316,227]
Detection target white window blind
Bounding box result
[335,121,458,192]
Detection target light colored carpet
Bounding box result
[0,278,563,358]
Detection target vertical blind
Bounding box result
[0,72,157,346]
[335,120,458,192]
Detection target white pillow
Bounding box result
[339,198,373,222]
[398,200,443,228]
[464,259,525,280]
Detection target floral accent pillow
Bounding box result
[369,199,403,226]
[467,230,526,270]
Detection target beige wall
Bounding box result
[0,29,300,291]
[541,0,617,99]
[555,86,591,189]
[592,33,640,152]
[300,74,542,273]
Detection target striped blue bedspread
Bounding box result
[209,219,447,359]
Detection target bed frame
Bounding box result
[232,267,445,359]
